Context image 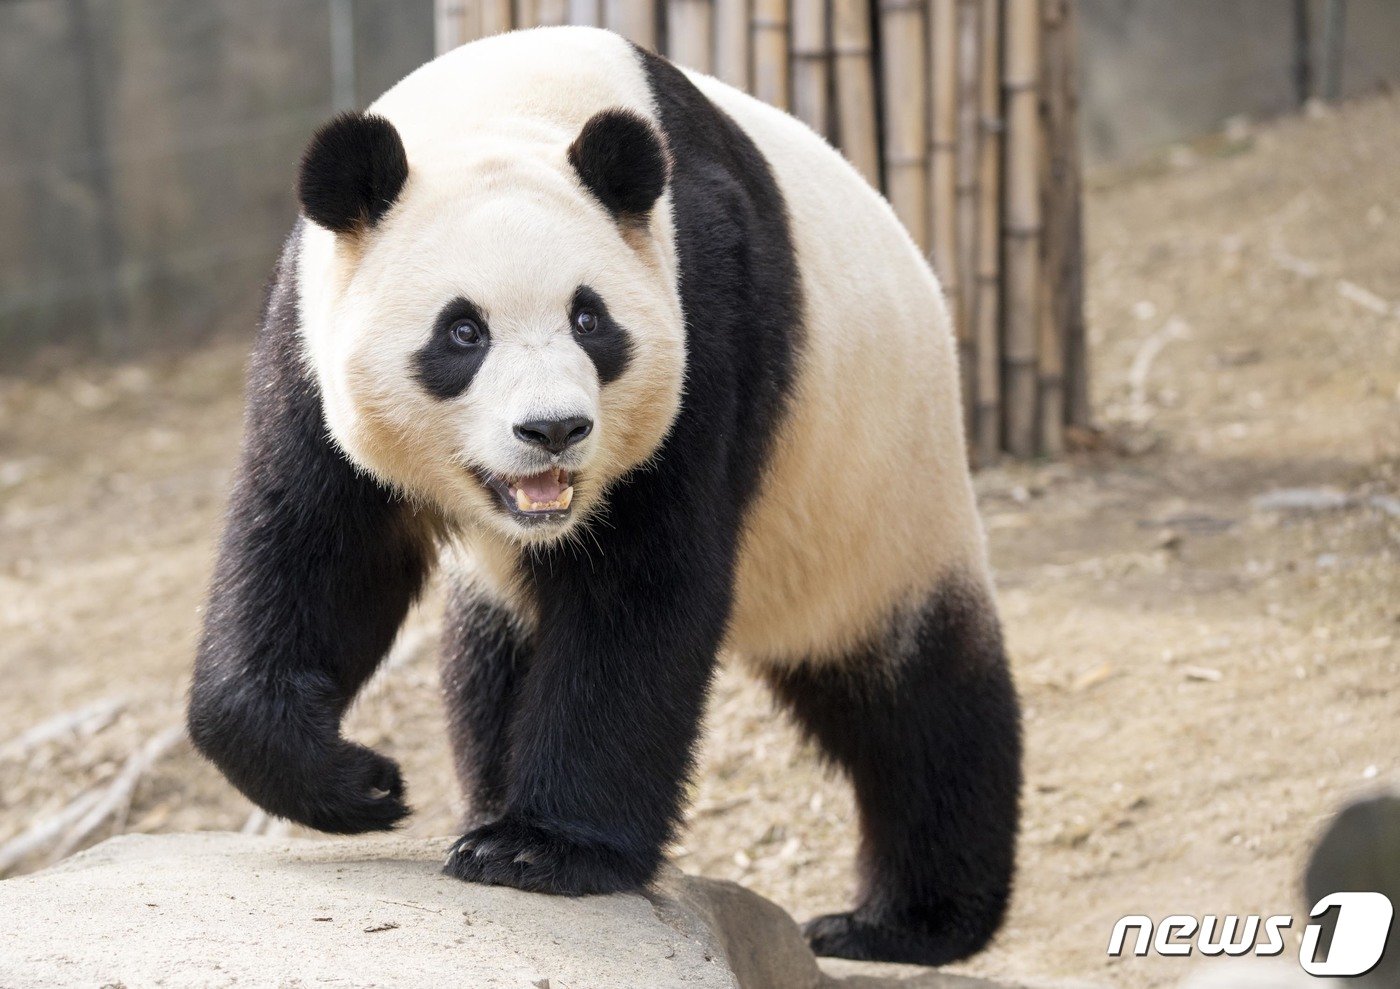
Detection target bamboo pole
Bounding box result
[1036,0,1070,456]
[752,0,791,110]
[952,0,980,440]
[538,0,570,25]
[715,0,752,90]
[605,0,658,49]
[928,0,957,301]
[1001,0,1041,457]
[792,0,831,137]
[568,0,601,26]
[973,0,1001,463]
[480,0,513,36]
[831,0,880,186]
[435,0,480,52]
[1059,0,1089,431]
[515,0,540,29]
[669,0,716,72]
[879,0,929,249]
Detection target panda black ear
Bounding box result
[298,112,408,235]
[568,110,670,223]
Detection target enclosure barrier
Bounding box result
[436,0,1087,460]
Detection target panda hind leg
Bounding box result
[764,579,1022,966]
[439,585,531,829]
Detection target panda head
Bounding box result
[294,108,684,546]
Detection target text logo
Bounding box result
[1107,892,1393,977]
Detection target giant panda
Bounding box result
[188,26,1021,966]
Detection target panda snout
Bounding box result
[513,416,593,455]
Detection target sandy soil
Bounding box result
[2,95,1397,988]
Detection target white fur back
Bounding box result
[686,75,990,664]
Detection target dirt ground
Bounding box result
[2,95,1397,988]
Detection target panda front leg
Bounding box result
[439,584,532,828]
[766,579,1022,966]
[443,524,730,896]
[188,239,435,834]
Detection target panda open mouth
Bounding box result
[475,466,574,520]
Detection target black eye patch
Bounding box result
[414,297,490,400]
[570,285,632,385]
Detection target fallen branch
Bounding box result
[0,789,105,876]
[0,696,127,761]
[49,724,186,862]
[1338,279,1397,318]
[1127,317,1190,423]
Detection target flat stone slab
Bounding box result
[0,833,1027,989]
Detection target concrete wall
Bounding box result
[2,1,1397,358]
[0,0,431,358]
[1079,0,1400,162]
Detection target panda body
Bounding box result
[191,27,1020,968]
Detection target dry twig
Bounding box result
[49,724,186,862]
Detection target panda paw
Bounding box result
[443,815,650,896]
[803,910,986,967]
[299,741,411,834]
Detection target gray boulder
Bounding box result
[0,833,1023,988]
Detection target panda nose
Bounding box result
[513,416,593,454]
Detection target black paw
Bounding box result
[293,741,410,834]
[443,815,651,896]
[803,911,987,967]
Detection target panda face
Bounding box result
[297,117,684,546]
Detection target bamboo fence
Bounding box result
[435,0,1086,460]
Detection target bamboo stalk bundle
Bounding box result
[972,0,1002,464]
[1001,0,1041,457]
[791,0,831,137]
[714,0,752,90]
[879,0,929,249]
[752,0,791,110]
[605,0,658,48]
[831,0,879,185]
[952,0,980,438]
[668,0,716,72]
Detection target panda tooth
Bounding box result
[515,488,531,512]
[559,486,573,509]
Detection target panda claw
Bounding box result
[443,814,650,895]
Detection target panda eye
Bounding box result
[448,318,487,348]
[573,309,599,335]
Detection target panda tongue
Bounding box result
[517,469,566,503]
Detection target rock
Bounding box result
[1175,959,1312,987]
[0,833,1029,989]
[1304,792,1400,988]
